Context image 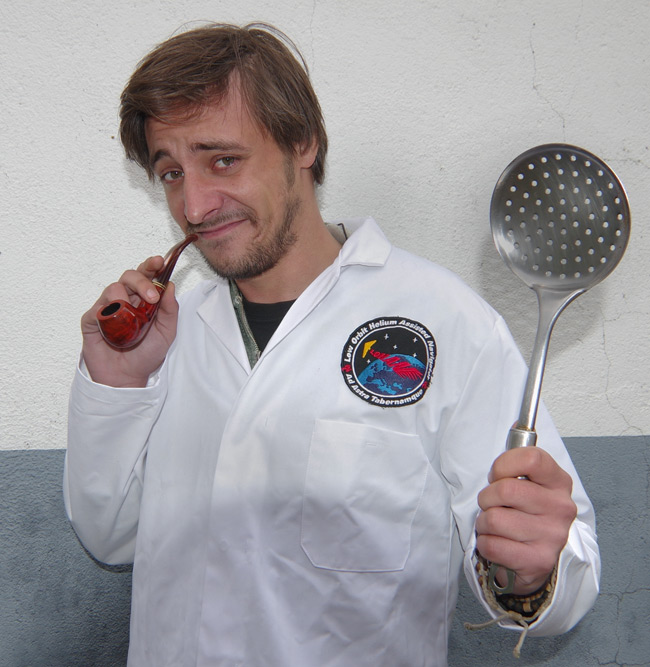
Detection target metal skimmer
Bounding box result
[487,143,630,593]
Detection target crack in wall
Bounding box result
[599,586,650,665]
[308,0,317,65]
[529,21,566,138]
[602,308,647,437]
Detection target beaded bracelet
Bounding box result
[466,555,558,658]
[474,554,558,621]
[495,572,556,617]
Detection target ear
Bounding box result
[297,137,319,170]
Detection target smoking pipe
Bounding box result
[96,234,198,349]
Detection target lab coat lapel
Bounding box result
[196,280,251,372]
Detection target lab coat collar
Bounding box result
[329,217,392,268]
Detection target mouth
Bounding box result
[194,218,247,240]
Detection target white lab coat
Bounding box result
[65,218,599,667]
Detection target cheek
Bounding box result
[164,190,187,224]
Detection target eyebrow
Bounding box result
[149,141,249,169]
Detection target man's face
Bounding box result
[145,88,309,281]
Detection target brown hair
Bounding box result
[119,23,328,184]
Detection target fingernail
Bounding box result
[146,289,159,301]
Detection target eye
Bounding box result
[160,169,183,183]
[214,156,238,169]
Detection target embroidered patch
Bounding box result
[341,317,436,407]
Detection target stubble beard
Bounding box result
[196,157,301,281]
[212,195,300,280]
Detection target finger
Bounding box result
[147,281,179,342]
[476,506,529,542]
[116,268,163,304]
[136,254,165,276]
[488,447,573,492]
[476,503,571,543]
[475,533,559,586]
[475,509,566,574]
[156,281,178,318]
[478,476,546,514]
[479,474,577,521]
[81,266,164,334]
[476,532,528,569]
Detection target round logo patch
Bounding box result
[340,317,436,407]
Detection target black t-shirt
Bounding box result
[242,297,295,352]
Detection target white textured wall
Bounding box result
[2,0,648,449]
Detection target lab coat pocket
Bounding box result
[301,419,428,572]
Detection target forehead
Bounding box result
[144,88,266,159]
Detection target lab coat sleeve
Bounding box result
[439,316,600,636]
[63,359,168,565]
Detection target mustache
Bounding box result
[188,209,257,233]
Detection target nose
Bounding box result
[183,172,226,224]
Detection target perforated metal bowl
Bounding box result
[491,144,630,293]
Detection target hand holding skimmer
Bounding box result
[487,143,630,593]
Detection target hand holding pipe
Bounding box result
[96,234,198,349]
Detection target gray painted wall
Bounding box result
[1,437,648,666]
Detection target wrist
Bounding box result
[475,553,557,621]
[495,573,555,618]
[510,571,553,597]
[81,355,150,389]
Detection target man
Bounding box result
[64,23,599,666]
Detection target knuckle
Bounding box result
[118,269,135,282]
[537,545,560,572]
[560,497,578,522]
[538,514,573,552]
[521,445,544,469]
[497,477,524,505]
[560,468,574,492]
[476,534,500,561]
[546,489,577,523]
[484,507,507,534]
[477,492,486,512]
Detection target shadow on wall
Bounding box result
[0,438,648,666]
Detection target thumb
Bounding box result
[157,281,178,317]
